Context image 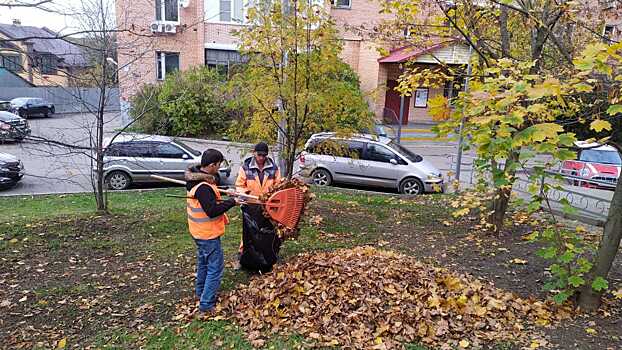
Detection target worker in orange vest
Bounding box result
[235,142,282,196]
[234,142,282,271]
[185,149,239,317]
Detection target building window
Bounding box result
[603,24,615,42]
[156,52,180,80]
[205,0,245,23]
[35,54,57,75]
[156,0,179,22]
[205,49,244,77]
[0,54,23,73]
[331,0,351,8]
[414,88,429,108]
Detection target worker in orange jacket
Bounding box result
[234,142,282,270]
[235,142,282,197]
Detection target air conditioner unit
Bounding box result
[179,0,190,8]
[163,23,177,34]
[150,22,163,33]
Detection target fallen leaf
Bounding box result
[585,328,597,335]
[510,258,528,265]
[56,338,67,349]
[459,339,470,348]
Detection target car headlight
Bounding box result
[0,121,11,130]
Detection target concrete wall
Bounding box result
[0,87,120,114]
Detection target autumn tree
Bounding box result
[232,0,373,178]
[377,0,608,232]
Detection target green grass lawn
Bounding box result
[1,187,445,349]
[4,188,609,350]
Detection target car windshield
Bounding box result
[174,140,201,157]
[31,98,44,104]
[388,141,422,162]
[580,149,622,165]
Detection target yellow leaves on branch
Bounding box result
[219,247,564,349]
[590,119,612,132]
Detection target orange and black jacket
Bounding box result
[235,156,281,197]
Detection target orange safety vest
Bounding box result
[187,182,229,240]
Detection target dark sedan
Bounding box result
[10,97,55,118]
[0,152,24,190]
[0,101,10,111]
[0,111,31,142]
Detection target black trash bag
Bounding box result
[239,204,282,273]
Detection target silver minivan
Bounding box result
[101,134,231,190]
[299,132,444,194]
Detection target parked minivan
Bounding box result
[101,134,231,190]
[299,132,444,195]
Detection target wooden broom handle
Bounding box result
[151,175,263,202]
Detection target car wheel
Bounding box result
[106,171,131,190]
[311,168,332,186]
[400,177,424,195]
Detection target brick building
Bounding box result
[115,0,470,124]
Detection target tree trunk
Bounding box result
[499,6,510,58]
[95,3,109,214]
[488,150,519,234]
[578,171,622,311]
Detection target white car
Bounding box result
[299,132,444,195]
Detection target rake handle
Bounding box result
[151,174,264,202]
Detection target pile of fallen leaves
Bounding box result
[259,177,314,239]
[217,247,569,349]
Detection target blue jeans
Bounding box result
[194,237,224,312]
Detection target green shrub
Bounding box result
[129,83,169,134]
[159,67,231,137]
[130,67,236,138]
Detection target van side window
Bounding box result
[311,139,349,157]
[365,144,398,163]
[132,142,157,158]
[105,142,132,157]
[155,142,186,159]
[347,141,364,159]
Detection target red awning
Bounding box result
[378,40,456,63]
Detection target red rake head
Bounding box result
[264,187,305,229]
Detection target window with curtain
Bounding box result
[205,49,244,77]
[206,0,245,23]
[156,0,179,21]
[331,0,351,8]
[156,52,180,80]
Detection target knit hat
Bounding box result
[201,149,224,166]
[254,142,269,155]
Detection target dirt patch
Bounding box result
[0,215,196,349]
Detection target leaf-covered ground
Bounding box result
[0,187,620,349]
